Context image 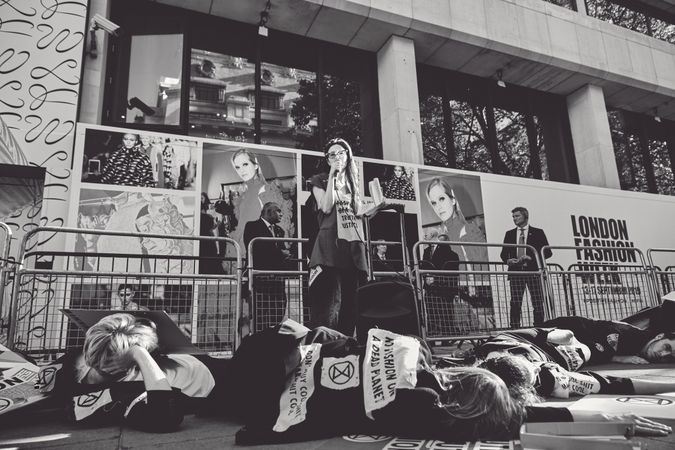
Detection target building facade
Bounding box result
[2,0,675,253]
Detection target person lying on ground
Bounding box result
[37,313,231,432]
[478,354,672,437]
[40,313,525,440]
[473,314,675,373]
[37,315,671,441]
[481,352,675,399]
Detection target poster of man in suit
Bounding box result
[500,206,552,327]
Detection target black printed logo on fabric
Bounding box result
[328,361,354,385]
[37,367,56,388]
[77,391,103,407]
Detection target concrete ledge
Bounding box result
[160,0,675,118]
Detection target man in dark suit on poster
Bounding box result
[500,206,552,328]
[244,202,290,330]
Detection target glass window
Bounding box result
[321,74,362,154]
[188,49,256,143]
[258,62,318,149]
[495,109,549,180]
[420,94,449,167]
[107,0,380,157]
[608,110,648,192]
[125,34,183,126]
[419,68,556,181]
[650,139,675,195]
[608,109,675,196]
[543,0,577,10]
[586,0,675,45]
[451,102,492,174]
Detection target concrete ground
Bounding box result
[1,364,675,450]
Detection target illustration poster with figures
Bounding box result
[68,124,200,276]
[71,188,196,274]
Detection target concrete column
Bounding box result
[377,35,423,165]
[566,84,621,189]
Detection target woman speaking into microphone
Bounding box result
[307,138,381,336]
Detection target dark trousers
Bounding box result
[508,273,545,328]
[309,266,364,337]
[424,284,458,335]
[253,277,287,332]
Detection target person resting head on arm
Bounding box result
[40,313,219,433]
[82,313,170,392]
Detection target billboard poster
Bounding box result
[361,160,419,274]
[417,169,493,334]
[481,175,675,320]
[200,142,298,274]
[67,123,675,330]
[80,128,199,190]
[73,188,196,274]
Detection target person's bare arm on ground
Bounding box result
[569,410,672,436]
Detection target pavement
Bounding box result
[1,363,675,450]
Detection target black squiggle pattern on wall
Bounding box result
[1,0,87,354]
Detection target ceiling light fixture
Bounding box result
[258,0,272,37]
[496,70,506,88]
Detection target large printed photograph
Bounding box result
[417,169,493,335]
[200,143,297,274]
[80,128,199,190]
[418,170,488,264]
[74,189,196,274]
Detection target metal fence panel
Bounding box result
[0,222,13,340]
[543,246,659,320]
[8,227,242,361]
[647,248,675,298]
[414,241,547,342]
[247,237,309,333]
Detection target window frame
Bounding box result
[104,0,381,157]
[417,64,577,182]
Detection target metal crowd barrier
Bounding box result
[0,222,13,336]
[247,237,309,333]
[542,245,658,321]
[7,227,242,361]
[647,248,675,298]
[413,241,546,343]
